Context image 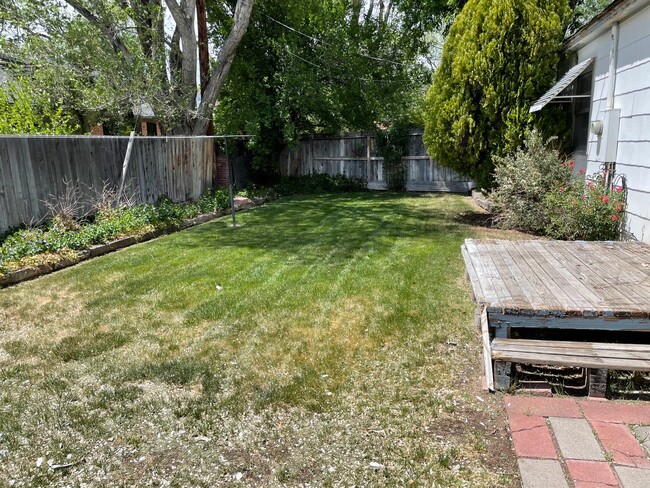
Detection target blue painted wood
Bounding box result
[489,313,650,332]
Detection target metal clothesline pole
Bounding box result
[226,138,237,228]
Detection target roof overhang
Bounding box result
[565,0,650,52]
[529,57,594,113]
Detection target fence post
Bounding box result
[366,135,371,185]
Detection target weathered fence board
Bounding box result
[0,135,216,232]
[279,130,474,192]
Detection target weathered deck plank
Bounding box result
[545,241,636,312]
[527,240,603,310]
[492,338,650,371]
[462,239,650,317]
[504,240,575,312]
[555,241,646,311]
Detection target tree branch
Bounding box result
[64,0,133,63]
[164,0,198,108]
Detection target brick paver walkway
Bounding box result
[505,396,650,488]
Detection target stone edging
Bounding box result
[471,190,492,212]
[0,198,268,289]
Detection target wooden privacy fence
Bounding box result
[279,130,474,192]
[0,135,217,232]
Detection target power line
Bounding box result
[285,49,325,70]
[284,46,413,87]
[265,14,405,67]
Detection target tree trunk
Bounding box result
[196,0,210,93]
[192,0,254,135]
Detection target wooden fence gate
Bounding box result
[279,130,474,192]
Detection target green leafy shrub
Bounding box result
[274,174,367,196]
[197,188,231,214]
[544,172,625,240]
[490,131,626,240]
[0,189,236,274]
[491,131,571,234]
[376,122,411,192]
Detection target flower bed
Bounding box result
[0,174,367,287]
[491,131,626,240]
[0,191,268,287]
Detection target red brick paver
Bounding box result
[591,421,650,469]
[505,397,650,488]
[509,414,557,459]
[566,460,619,488]
[580,401,650,425]
[504,395,582,418]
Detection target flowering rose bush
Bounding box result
[544,169,625,240]
[491,130,626,240]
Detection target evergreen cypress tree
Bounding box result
[422,0,571,189]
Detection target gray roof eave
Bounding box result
[565,0,650,52]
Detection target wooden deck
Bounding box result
[462,239,650,318]
[461,239,650,392]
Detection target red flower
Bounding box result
[579,168,586,174]
[560,187,565,191]
[561,161,566,166]
[587,181,593,187]
[569,162,575,169]
[617,205,622,211]
[601,196,609,203]
[614,186,623,192]
[582,195,587,199]
[612,215,619,221]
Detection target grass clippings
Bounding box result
[0,193,518,487]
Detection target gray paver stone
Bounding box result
[631,425,650,456]
[549,417,605,461]
[615,465,650,488]
[518,459,569,488]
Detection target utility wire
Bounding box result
[285,49,325,70]
[265,14,405,67]
[285,47,411,85]
[287,48,412,83]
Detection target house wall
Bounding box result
[577,4,650,242]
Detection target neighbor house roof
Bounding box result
[565,0,650,51]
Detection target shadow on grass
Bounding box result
[452,209,495,229]
[171,193,472,264]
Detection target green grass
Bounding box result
[0,193,518,487]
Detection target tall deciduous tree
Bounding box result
[0,76,79,134]
[213,0,461,177]
[0,0,254,134]
[422,0,571,189]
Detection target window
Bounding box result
[571,70,592,153]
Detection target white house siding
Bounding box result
[577,4,650,242]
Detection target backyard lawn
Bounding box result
[0,193,519,486]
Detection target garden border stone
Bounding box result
[0,197,269,289]
[471,189,492,212]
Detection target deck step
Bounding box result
[491,338,650,372]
